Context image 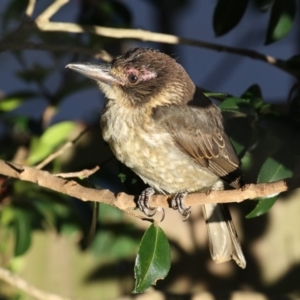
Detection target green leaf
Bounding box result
[246,148,293,218]
[133,223,171,294]
[213,0,249,36]
[0,91,37,113]
[246,196,277,218]
[0,98,22,112]
[219,97,256,116]
[204,92,232,100]
[241,84,262,99]
[241,84,271,113]
[265,0,296,44]
[13,209,32,256]
[27,121,76,165]
[118,173,127,183]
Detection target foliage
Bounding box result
[0,0,299,298]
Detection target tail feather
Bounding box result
[202,203,246,269]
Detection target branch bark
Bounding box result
[0,0,294,76]
[0,159,298,213]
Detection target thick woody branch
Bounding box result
[0,159,298,212]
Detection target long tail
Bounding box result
[202,203,246,268]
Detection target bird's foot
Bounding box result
[137,187,157,217]
[171,190,191,221]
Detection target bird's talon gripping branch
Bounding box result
[137,187,156,217]
[171,190,191,221]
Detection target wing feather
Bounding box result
[152,96,243,188]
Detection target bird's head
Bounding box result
[66,48,195,108]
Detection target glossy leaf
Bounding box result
[27,121,76,165]
[133,223,171,293]
[219,97,256,116]
[241,84,271,113]
[213,0,248,36]
[14,209,32,256]
[265,0,296,44]
[246,148,293,218]
[241,84,262,99]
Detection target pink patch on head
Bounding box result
[140,68,157,81]
[125,66,156,82]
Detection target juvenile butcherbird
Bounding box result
[66,48,246,268]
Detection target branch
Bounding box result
[36,0,69,22]
[0,159,299,213]
[0,266,75,300]
[35,127,89,170]
[54,166,99,178]
[35,21,293,76]
[1,0,294,75]
[25,0,36,18]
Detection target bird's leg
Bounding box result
[137,187,156,217]
[171,190,191,221]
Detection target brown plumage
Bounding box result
[66,47,246,268]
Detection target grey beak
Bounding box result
[66,63,121,85]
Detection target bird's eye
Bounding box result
[128,74,138,84]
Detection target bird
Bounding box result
[66,47,246,268]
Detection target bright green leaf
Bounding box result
[133,223,171,294]
[265,0,296,44]
[247,148,293,218]
[27,121,76,165]
[0,98,22,112]
[0,91,38,113]
[246,196,277,218]
[219,97,256,116]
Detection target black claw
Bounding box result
[137,187,156,217]
[160,208,165,222]
[171,190,191,221]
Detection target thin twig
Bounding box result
[25,0,36,18]
[36,0,69,22]
[54,166,99,178]
[1,0,293,75]
[0,267,75,300]
[35,127,89,170]
[35,21,293,76]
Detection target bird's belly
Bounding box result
[102,119,218,193]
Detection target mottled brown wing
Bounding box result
[152,97,243,188]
